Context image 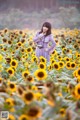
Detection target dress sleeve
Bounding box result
[48,35,56,53]
[33,32,44,43]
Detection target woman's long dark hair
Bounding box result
[39,22,52,37]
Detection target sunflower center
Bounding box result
[54,64,58,69]
[18,88,23,95]
[49,66,52,69]
[9,118,12,120]
[60,110,64,114]
[67,49,69,52]
[18,43,21,46]
[67,63,70,67]
[21,49,24,52]
[24,73,28,77]
[71,64,75,67]
[42,59,45,62]
[21,39,25,43]
[8,70,12,74]
[10,84,15,88]
[28,108,38,117]
[7,102,10,105]
[22,117,27,120]
[6,58,11,63]
[25,92,33,101]
[78,88,80,94]
[60,63,63,66]
[12,62,16,66]
[27,77,32,81]
[78,70,80,75]
[8,41,12,44]
[66,58,69,61]
[38,72,44,78]
[27,48,31,52]
[3,38,7,42]
[40,64,44,69]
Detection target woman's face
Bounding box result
[42,26,48,33]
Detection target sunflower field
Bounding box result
[0,28,80,120]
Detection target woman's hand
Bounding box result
[39,33,44,38]
[43,32,46,35]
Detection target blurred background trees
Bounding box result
[0,0,80,29]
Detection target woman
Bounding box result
[33,22,56,62]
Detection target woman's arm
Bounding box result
[33,32,44,43]
[48,35,56,53]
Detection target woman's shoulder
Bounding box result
[48,34,53,38]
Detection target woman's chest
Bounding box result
[38,36,50,44]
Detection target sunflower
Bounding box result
[47,100,55,107]
[62,48,67,54]
[75,83,80,99]
[31,85,38,91]
[2,38,7,43]
[22,71,30,79]
[53,62,60,70]
[34,69,47,80]
[22,91,34,104]
[50,59,55,64]
[19,114,28,120]
[57,56,62,61]
[10,59,18,68]
[77,54,80,58]
[5,57,11,63]
[26,106,42,119]
[17,42,23,47]
[25,75,34,83]
[19,30,23,34]
[64,57,70,61]
[17,86,24,96]
[51,50,57,55]
[66,61,71,69]
[21,38,26,43]
[0,77,2,84]
[70,62,76,69]
[4,28,8,33]
[31,56,38,63]
[76,68,80,77]
[39,56,46,63]
[21,48,25,53]
[59,61,65,68]
[47,64,52,71]
[5,98,15,107]
[8,40,12,44]
[59,108,66,117]
[35,92,43,101]
[3,47,7,51]
[8,82,16,92]
[38,62,46,69]
[66,49,71,54]
[7,67,14,76]
[26,47,32,53]
[15,46,19,50]
[8,114,15,120]
[76,76,80,83]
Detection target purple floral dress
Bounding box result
[33,32,56,62]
